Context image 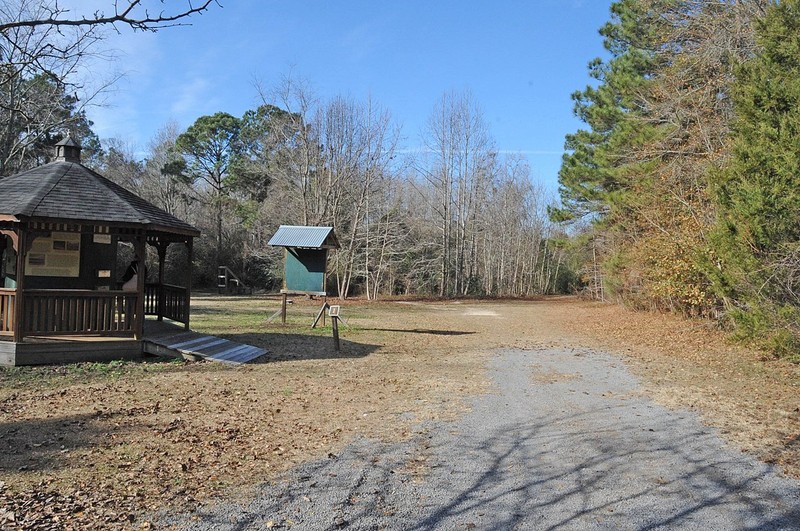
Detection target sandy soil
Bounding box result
[0,296,798,529]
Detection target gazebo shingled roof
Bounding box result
[0,161,199,236]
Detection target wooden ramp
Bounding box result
[143,325,266,365]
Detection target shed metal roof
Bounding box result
[268,225,339,249]
[0,161,199,236]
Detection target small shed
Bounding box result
[268,225,339,295]
[0,138,200,366]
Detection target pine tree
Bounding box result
[554,0,661,223]
[554,0,680,304]
[711,0,800,356]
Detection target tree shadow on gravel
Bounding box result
[167,405,800,530]
[404,408,800,531]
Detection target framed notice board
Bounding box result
[26,232,81,277]
[268,225,339,296]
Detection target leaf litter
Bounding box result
[0,295,797,529]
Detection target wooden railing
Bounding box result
[0,284,189,340]
[0,288,14,336]
[144,284,158,315]
[22,290,136,336]
[145,283,189,325]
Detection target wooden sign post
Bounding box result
[329,305,341,351]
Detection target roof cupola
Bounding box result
[54,136,81,163]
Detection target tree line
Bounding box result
[557,0,800,357]
[97,83,572,299]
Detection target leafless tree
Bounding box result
[306,95,399,298]
[141,121,196,218]
[420,90,495,296]
[477,155,564,296]
[0,1,217,33]
[247,78,403,297]
[96,136,141,189]
[0,0,219,175]
[176,77,568,296]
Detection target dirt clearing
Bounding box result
[1,296,798,529]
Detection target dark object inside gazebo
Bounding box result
[0,138,199,366]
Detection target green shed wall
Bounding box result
[284,248,327,293]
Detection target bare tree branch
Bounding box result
[0,1,219,33]
[0,1,221,175]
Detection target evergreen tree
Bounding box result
[0,73,99,175]
[230,104,301,202]
[554,0,661,223]
[173,112,242,276]
[554,0,673,304]
[711,0,800,356]
[556,1,765,314]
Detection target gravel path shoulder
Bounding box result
[156,347,800,530]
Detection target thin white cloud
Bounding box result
[496,150,564,156]
[170,77,212,116]
[396,147,564,156]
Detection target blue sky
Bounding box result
[82,0,613,195]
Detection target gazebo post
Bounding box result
[133,235,146,340]
[12,226,27,343]
[156,241,167,322]
[185,238,193,330]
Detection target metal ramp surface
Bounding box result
[143,329,267,365]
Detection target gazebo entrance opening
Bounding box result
[0,225,193,343]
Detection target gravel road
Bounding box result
[156,348,800,530]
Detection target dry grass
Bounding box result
[0,295,798,528]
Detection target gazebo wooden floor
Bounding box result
[0,335,142,366]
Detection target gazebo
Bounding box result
[0,138,199,366]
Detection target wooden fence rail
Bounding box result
[0,285,189,339]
